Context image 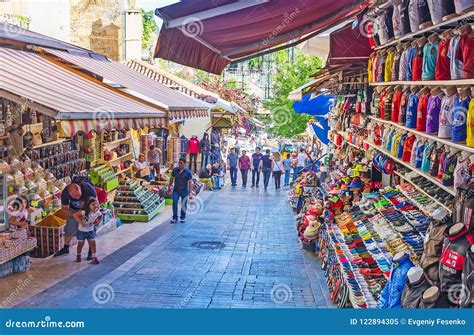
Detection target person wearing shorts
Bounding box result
[54,182,97,258]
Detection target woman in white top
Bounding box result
[272,152,284,190]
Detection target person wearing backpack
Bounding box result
[54,179,97,258]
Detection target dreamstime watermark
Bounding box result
[271,106,292,127]
[177,277,209,308]
[447,283,470,306]
[270,283,293,304]
[92,107,115,129]
[358,16,378,39]
[4,316,85,329]
[186,195,204,216]
[263,8,300,46]
[92,283,115,304]
[181,17,204,38]
[1,275,34,308]
[6,194,29,217]
[0,14,30,38]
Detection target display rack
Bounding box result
[365,140,456,195]
[114,179,165,222]
[0,173,7,232]
[394,175,452,215]
[368,116,474,154]
[369,79,474,87]
[373,10,474,50]
[0,245,35,265]
[89,165,119,192]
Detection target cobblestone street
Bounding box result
[19,185,332,308]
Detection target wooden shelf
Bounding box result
[393,171,453,214]
[374,10,474,50]
[345,141,364,150]
[0,245,35,265]
[364,140,456,195]
[115,166,132,176]
[105,152,133,166]
[31,138,66,149]
[103,137,131,148]
[369,79,474,87]
[368,116,474,154]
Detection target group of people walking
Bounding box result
[225,147,294,190]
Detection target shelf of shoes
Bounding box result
[359,195,420,263]
[393,171,453,215]
[327,224,378,308]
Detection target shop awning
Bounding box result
[154,0,368,74]
[0,47,166,136]
[311,119,330,145]
[0,22,95,55]
[41,48,210,120]
[293,94,334,116]
[123,59,245,115]
[327,23,371,66]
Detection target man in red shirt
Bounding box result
[186,135,200,174]
[238,150,251,187]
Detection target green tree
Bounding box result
[141,9,158,50]
[264,50,322,138]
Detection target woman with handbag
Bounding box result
[272,152,284,190]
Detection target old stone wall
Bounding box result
[70,0,124,60]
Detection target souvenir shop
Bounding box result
[289,1,473,309]
[0,39,206,278]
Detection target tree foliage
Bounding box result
[141,9,158,50]
[264,50,322,138]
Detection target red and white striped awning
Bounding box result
[59,118,165,137]
[41,48,210,120]
[0,47,166,136]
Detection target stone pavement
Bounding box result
[18,183,333,308]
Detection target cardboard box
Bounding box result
[139,167,150,178]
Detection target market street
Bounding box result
[18,185,332,308]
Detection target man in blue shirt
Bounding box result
[169,158,194,223]
[227,148,239,187]
[259,149,273,190]
[251,147,263,188]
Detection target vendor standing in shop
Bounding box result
[147,145,161,179]
[54,181,97,258]
[169,158,194,224]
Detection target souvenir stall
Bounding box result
[287,2,474,308]
[0,43,172,267]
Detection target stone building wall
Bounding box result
[70,0,124,60]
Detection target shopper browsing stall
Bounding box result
[282,153,292,186]
[200,133,211,169]
[147,145,161,179]
[54,181,97,257]
[169,158,194,224]
[187,135,200,174]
